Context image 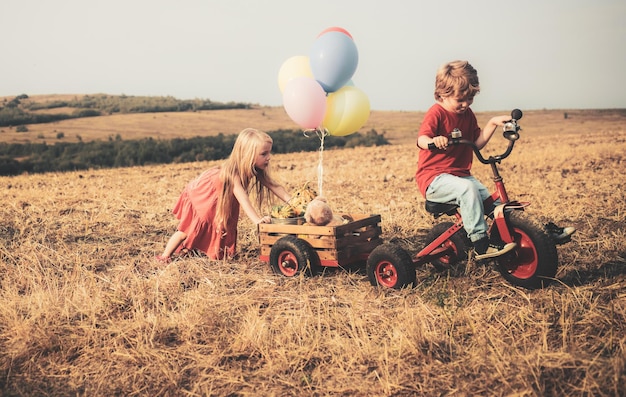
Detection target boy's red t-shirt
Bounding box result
[415,103,481,197]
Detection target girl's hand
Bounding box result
[257,216,271,224]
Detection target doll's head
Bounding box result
[304,197,334,226]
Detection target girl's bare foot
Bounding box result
[154,255,172,264]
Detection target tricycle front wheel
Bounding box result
[493,213,558,289]
[366,243,415,289]
[269,235,319,277]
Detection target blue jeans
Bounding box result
[426,174,491,243]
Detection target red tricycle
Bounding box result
[365,109,575,290]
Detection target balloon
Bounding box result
[323,86,370,136]
[277,55,313,93]
[309,31,358,93]
[317,26,353,40]
[282,77,327,130]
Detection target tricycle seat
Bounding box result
[425,200,459,217]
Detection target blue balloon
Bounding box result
[309,31,358,93]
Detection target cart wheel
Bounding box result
[366,243,415,289]
[269,236,319,277]
[424,222,469,272]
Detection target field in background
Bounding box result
[0,101,624,396]
[2,94,625,145]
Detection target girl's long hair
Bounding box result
[216,128,276,230]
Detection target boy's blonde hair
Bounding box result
[434,60,480,101]
[217,128,277,229]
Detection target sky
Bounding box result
[1,0,624,112]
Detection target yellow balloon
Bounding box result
[277,55,314,93]
[323,86,370,136]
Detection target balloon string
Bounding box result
[303,128,327,197]
[317,128,326,197]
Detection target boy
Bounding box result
[415,60,516,260]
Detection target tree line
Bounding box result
[0,94,250,127]
[0,129,388,176]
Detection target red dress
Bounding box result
[172,167,240,259]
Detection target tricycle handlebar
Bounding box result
[426,109,523,165]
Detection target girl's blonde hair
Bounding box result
[217,128,276,229]
[434,60,480,101]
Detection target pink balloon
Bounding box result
[282,77,327,129]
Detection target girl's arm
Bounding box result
[233,178,269,224]
[266,181,291,204]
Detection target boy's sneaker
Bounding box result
[545,222,576,244]
[473,237,517,261]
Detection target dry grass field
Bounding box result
[0,101,625,396]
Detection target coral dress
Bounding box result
[172,167,240,259]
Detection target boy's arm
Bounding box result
[417,108,449,150]
[476,115,511,149]
[418,134,449,150]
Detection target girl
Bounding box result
[156,128,291,262]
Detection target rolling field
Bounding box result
[0,103,624,396]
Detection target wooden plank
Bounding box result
[258,214,380,237]
[334,214,381,234]
[335,227,382,249]
[259,223,334,235]
[317,250,339,261]
[259,230,381,251]
[259,233,339,249]
[315,237,383,262]
[300,237,337,249]
[259,234,283,245]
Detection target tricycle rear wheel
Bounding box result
[269,236,319,277]
[366,243,415,289]
[424,222,469,271]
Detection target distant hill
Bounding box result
[0,95,393,176]
[0,94,424,145]
[1,94,624,146]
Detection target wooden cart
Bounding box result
[258,214,383,277]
